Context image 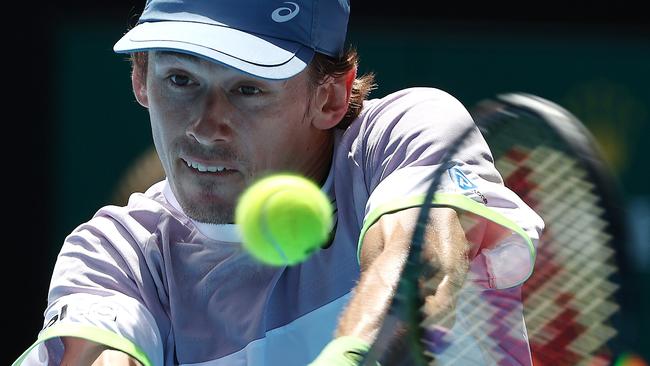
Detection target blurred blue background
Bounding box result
[5,2,648,365]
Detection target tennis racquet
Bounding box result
[362,92,625,365]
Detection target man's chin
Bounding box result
[171,176,245,224]
[180,203,234,225]
[175,191,234,223]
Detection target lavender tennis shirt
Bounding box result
[16,88,543,366]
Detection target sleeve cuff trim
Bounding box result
[13,323,152,366]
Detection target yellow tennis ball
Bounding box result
[235,174,333,266]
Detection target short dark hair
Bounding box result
[130,49,375,129]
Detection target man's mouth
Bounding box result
[181,158,235,173]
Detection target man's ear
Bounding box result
[132,61,149,108]
[311,68,356,130]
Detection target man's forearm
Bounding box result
[309,208,470,366]
[334,239,409,343]
[335,207,470,344]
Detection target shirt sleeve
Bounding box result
[13,215,164,366]
[357,87,544,289]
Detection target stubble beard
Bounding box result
[181,199,235,224]
[172,176,240,224]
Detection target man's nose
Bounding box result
[186,90,234,145]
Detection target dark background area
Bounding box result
[6,1,648,365]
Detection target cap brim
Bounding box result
[114,21,314,80]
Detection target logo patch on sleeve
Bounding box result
[449,166,477,190]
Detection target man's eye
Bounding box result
[169,74,193,87]
[237,86,261,95]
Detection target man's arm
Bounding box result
[61,337,141,366]
[341,206,470,339]
[310,206,471,364]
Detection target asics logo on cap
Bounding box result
[271,2,300,22]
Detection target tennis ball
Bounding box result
[235,174,333,266]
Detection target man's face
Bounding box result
[143,51,332,224]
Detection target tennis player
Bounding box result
[14,1,544,365]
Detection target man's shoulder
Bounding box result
[349,87,471,135]
[347,87,473,142]
[363,87,466,115]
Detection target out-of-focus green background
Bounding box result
[6,2,648,365]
